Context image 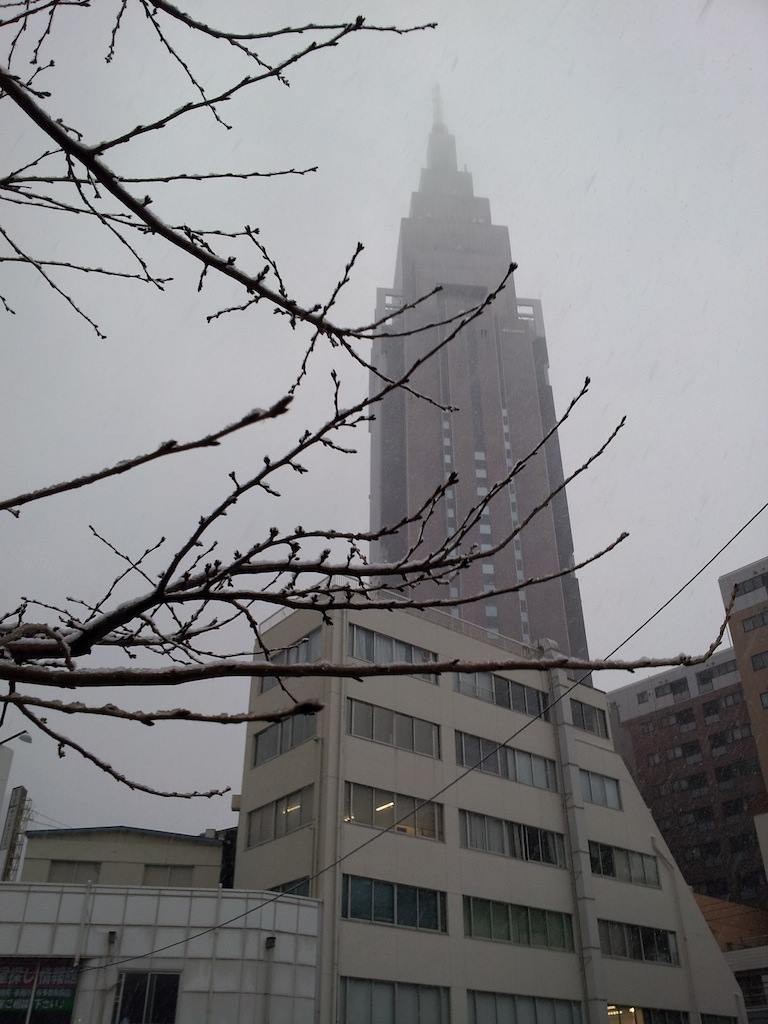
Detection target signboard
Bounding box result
[0,958,78,1023]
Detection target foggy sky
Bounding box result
[1,0,766,839]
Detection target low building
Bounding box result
[696,894,768,1023]
[0,881,319,1022]
[20,826,223,889]
[233,603,746,1024]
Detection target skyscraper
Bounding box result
[370,97,589,660]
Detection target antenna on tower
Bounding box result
[432,83,444,127]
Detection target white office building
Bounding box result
[233,603,745,1024]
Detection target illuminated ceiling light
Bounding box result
[375,801,395,811]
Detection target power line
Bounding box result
[82,497,768,973]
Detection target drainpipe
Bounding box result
[545,641,603,1024]
[651,837,701,1022]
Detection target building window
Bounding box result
[468,991,582,1024]
[253,713,316,767]
[47,860,100,884]
[479,523,492,535]
[608,1009,689,1024]
[734,573,768,598]
[744,610,768,632]
[738,968,768,1008]
[246,785,313,847]
[579,769,621,809]
[463,895,573,951]
[142,864,194,887]
[701,1017,737,1024]
[113,972,180,1024]
[260,628,322,694]
[570,699,609,738]
[455,672,549,719]
[482,563,494,575]
[339,978,449,1024]
[344,782,443,840]
[598,919,679,965]
[348,698,440,758]
[270,877,310,896]
[342,874,448,932]
[475,468,487,479]
[474,451,486,461]
[589,841,660,887]
[456,731,558,792]
[666,741,702,765]
[637,691,648,704]
[696,660,738,691]
[654,678,689,701]
[751,651,768,672]
[722,797,747,819]
[648,752,661,767]
[761,692,768,709]
[460,809,566,868]
[348,624,437,683]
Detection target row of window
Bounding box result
[715,759,761,787]
[342,874,448,932]
[579,769,621,809]
[463,895,574,951]
[455,730,558,792]
[348,698,441,758]
[753,651,768,672]
[589,841,660,887]
[344,781,443,840]
[467,991,582,1024]
[246,784,313,847]
[252,713,315,766]
[598,919,679,965]
[47,860,194,887]
[259,628,322,693]
[743,609,768,632]
[349,624,438,682]
[455,671,548,720]
[696,659,738,689]
[734,572,768,597]
[460,810,567,868]
[570,698,609,738]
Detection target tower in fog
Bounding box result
[369,97,589,660]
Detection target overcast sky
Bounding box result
[1,0,766,839]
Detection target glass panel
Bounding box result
[476,672,494,702]
[530,908,548,947]
[393,639,413,664]
[394,713,414,751]
[396,885,419,928]
[532,755,548,789]
[419,987,442,1024]
[481,738,500,774]
[255,724,279,765]
[641,926,659,962]
[350,783,373,826]
[494,676,511,708]
[149,973,179,1024]
[119,974,149,1023]
[614,849,631,882]
[626,925,643,960]
[397,984,419,1024]
[644,855,659,886]
[416,801,437,839]
[604,777,620,809]
[394,793,416,834]
[373,790,395,830]
[346,978,371,1024]
[510,905,530,945]
[372,880,395,924]
[580,770,591,801]
[540,831,557,865]
[609,921,627,957]
[371,982,394,1024]
[373,706,394,745]
[526,826,542,862]
[598,920,611,954]
[599,844,615,877]
[473,992,497,1024]
[351,700,373,739]
[655,928,672,963]
[468,812,486,850]
[509,681,527,713]
[591,774,607,805]
[487,815,506,855]
[555,1001,573,1024]
[629,851,644,884]
[414,718,437,757]
[299,785,313,827]
[491,901,511,941]
[517,996,536,1024]
[515,750,533,785]
[496,994,516,1024]
[537,998,556,1024]
[547,911,566,949]
[418,888,439,930]
[349,876,372,920]
[374,632,394,662]
[462,733,481,766]
[471,898,492,938]
[353,626,375,662]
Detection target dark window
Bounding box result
[260,629,322,693]
[348,699,439,758]
[455,731,557,792]
[113,973,180,1024]
[752,651,768,672]
[570,698,609,738]
[341,874,447,933]
[598,919,679,965]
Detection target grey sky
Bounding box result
[1,0,766,837]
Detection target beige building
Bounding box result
[234,604,746,1024]
[21,825,222,888]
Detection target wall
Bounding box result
[0,882,319,1023]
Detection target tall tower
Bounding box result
[370,97,589,661]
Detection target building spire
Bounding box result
[432,83,444,128]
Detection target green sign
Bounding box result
[0,959,78,1022]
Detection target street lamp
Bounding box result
[0,730,32,746]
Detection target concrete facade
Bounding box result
[0,881,319,1022]
[234,606,744,1024]
[369,107,589,660]
[21,827,223,889]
